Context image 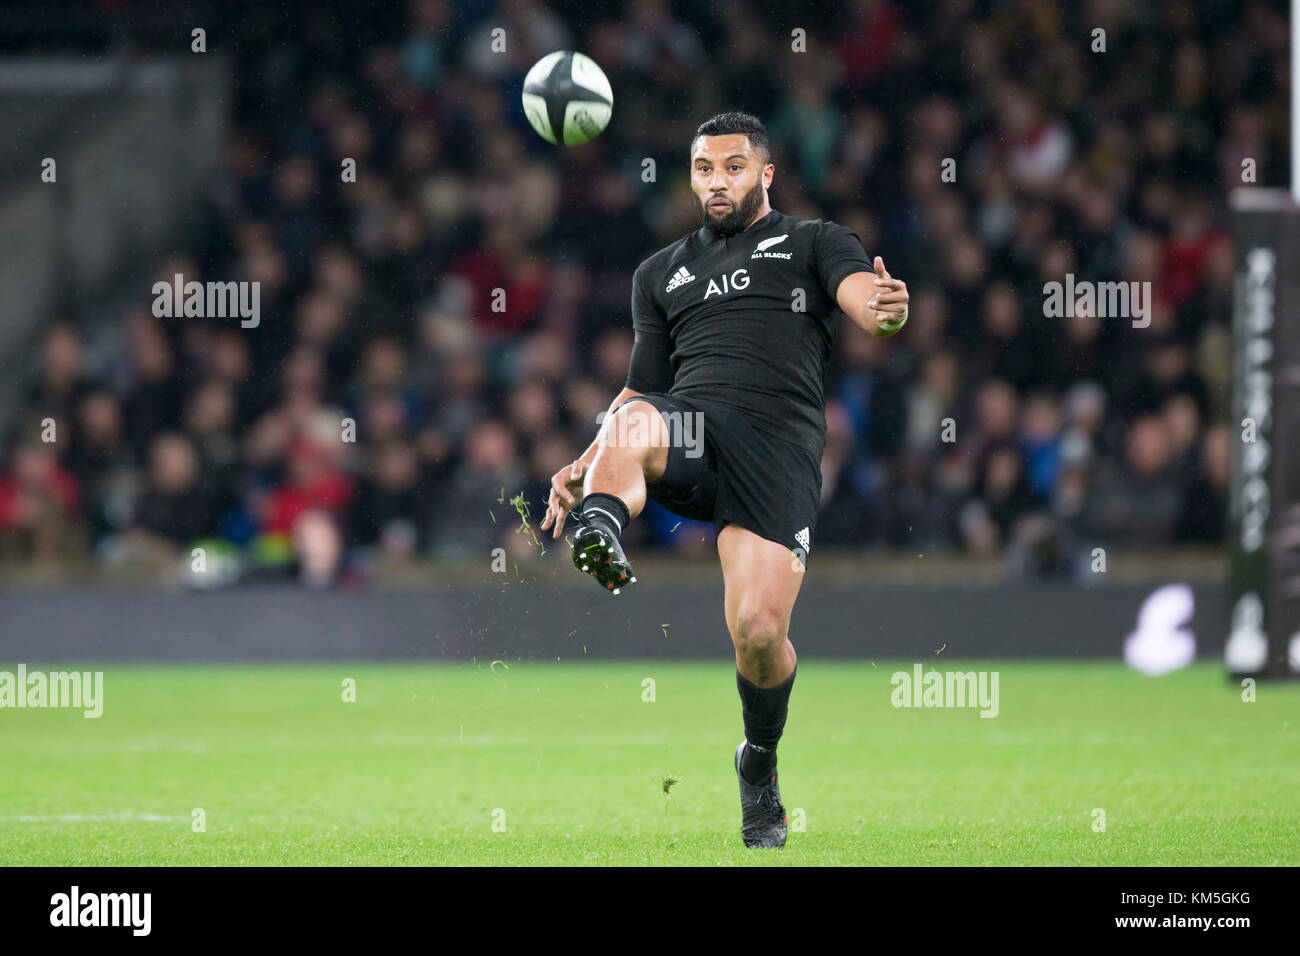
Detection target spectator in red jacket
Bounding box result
[0,439,82,566]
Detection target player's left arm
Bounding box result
[836,256,909,338]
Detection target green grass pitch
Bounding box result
[1,660,1296,865]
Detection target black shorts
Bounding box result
[614,392,821,564]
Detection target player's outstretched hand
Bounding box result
[541,458,589,539]
[868,255,909,335]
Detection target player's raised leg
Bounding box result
[717,522,803,847]
[585,399,669,516]
[570,398,669,593]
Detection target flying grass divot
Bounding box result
[510,492,545,556]
[661,774,681,819]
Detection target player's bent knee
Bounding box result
[730,605,787,657]
[601,401,670,478]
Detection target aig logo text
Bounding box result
[703,268,749,299]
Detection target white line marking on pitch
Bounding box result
[2,813,184,822]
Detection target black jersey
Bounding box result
[624,209,873,458]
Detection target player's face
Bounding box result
[691,134,772,237]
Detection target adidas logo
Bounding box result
[795,526,810,553]
[665,266,695,293]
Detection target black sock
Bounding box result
[737,665,796,784]
[579,492,630,539]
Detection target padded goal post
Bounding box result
[1225,189,1300,679]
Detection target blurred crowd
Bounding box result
[1,0,1286,583]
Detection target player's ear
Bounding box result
[763,162,774,189]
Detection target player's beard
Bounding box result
[700,180,765,238]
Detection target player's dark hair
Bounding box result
[692,112,771,164]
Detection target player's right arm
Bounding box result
[541,262,672,539]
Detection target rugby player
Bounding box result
[539,112,909,847]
